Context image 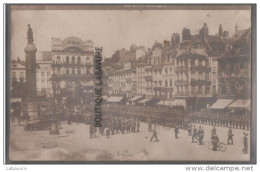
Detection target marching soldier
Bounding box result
[121,118,125,134]
[150,125,159,142]
[174,125,179,139]
[136,119,140,132]
[197,125,204,145]
[132,118,136,132]
[192,125,197,143]
[211,125,216,137]
[148,117,152,132]
[243,132,248,154]
[187,123,192,136]
[89,124,94,138]
[227,127,234,145]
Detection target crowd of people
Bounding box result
[187,110,250,130]
[89,114,141,139]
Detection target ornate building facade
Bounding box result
[50,36,94,104]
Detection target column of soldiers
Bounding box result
[187,111,250,130]
[89,114,141,139]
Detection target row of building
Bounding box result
[11,23,251,111]
[104,23,251,110]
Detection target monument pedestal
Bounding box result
[22,101,39,121]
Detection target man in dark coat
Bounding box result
[227,127,234,145]
[243,132,248,154]
[197,125,204,145]
[136,119,140,132]
[192,125,197,143]
[150,125,159,142]
[174,125,179,139]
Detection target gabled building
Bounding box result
[174,23,228,110]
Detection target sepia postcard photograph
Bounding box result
[4,4,256,163]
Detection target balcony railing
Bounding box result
[190,79,211,85]
[190,66,211,72]
[174,66,188,73]
[144,76,153,81]
[174,80,188,86]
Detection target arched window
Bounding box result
[66,56,69,64]
[77,56,81,64]
[72,56,75,64]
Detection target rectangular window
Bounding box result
[205,86,210,94]
[198,86,202,94]
[12,72,16,78]
[20,72,24,78]
[47,72,51,77]
[191,86,195,94]
[205,73,210,81]
[198,59,202,66]
[41,72,45,77]
[66,69,69,74]
[213,85,216,94]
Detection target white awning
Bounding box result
[138,98,151,104]
[209,99,233,109]
[102,95,108,100]
[172,99,186,109]
[129,96,143,101]
[157,100,186,109]
[228,99,250,109]
[11,98,22,103]
[107,96,123,103]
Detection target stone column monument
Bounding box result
[24,24,38,120]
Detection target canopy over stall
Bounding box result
[107,96,123,103]
[209,99,233,109]
[228,99,250,109]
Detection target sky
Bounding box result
[11,9,251,60]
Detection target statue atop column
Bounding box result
[27,24,34,44]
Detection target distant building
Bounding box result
[107,46,137,98]
[50,36,94,104]
[174,23,227,110]
[11,58,26,98]
[36,51,53,98]
[217,28,251,99]
[11,58,26,82]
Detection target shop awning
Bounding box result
[172,99,186,109]
[10,98,22,103]
[209,99,233,109]
[107,96,123,103]
[138,98,151,104]
[129,96,143,101]
[228,99,250,109]
[157,100,186,109]
[102,95,108,100]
